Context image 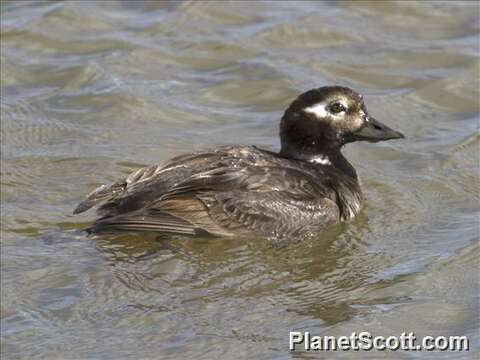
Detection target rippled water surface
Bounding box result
[1,1,479,359]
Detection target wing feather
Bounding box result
[75,146,341,239]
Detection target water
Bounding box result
[1,1,479,359]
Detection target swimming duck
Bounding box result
[74,86,404,242]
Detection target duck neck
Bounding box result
[280,142,357,179]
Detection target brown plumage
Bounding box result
[74,86,404,242]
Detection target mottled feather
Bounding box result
[75,146,354,239]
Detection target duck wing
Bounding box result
[88,165,340,239]
[73,149,235,216]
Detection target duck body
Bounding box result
[74,86,403,242]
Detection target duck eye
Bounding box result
[328,102,346,114]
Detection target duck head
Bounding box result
[280,86,404,161]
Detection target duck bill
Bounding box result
[352,117,405,143]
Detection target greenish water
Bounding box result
[1,1,479,359]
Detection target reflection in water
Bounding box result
[93,216,378,326]
[2,1,479,358]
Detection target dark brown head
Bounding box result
[280,86,404,161]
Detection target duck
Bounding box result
[74,86,404,243]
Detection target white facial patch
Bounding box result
[304,99,348,120]
[309,155,332,165]
[304,101,328,118]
